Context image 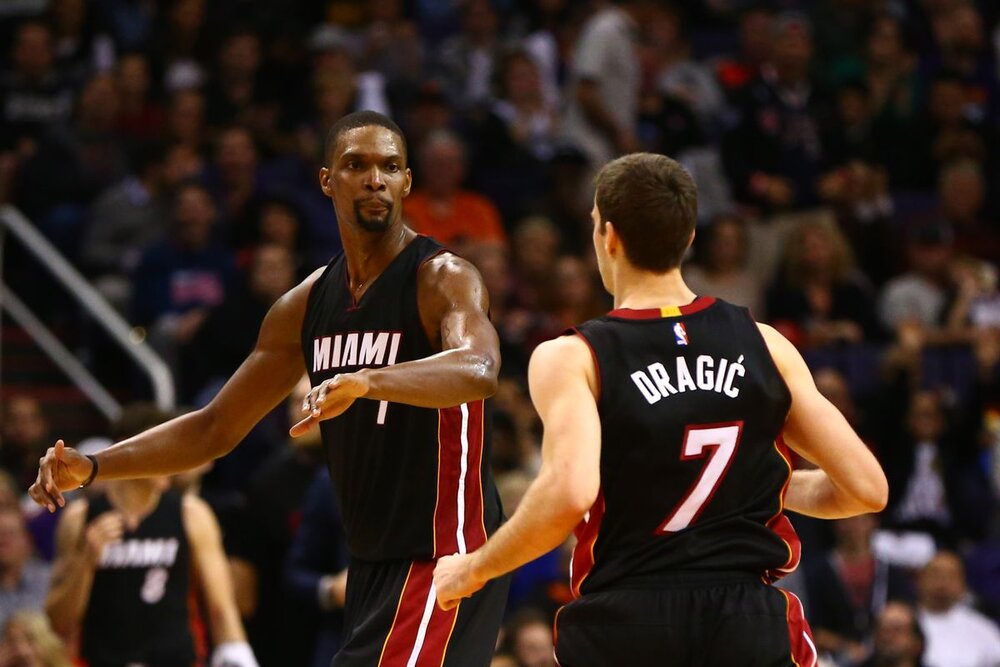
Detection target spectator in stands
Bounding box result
[284,471,348,667]
[205,126,269,247]
[917,551,1000,667]
[714,6,773,95]
[434,0,504,109]
[151,0,209,92]
[45,405,257,666]
[204,28,266,129]
[114,52,164,143]
[403,130,507,249]
[544,255,606,332]
[132,181,234,365]
[0,21,75,146]
[182,244,296,400]
[81,141,171,310]
[562,0,642,175]
[859,601,927,667]
[684,214,763,316]
[926,4,995,122]
[46,0,111,81]
[646,4,726,134]
[15,72,129,249]
[907,71,991,189]
[723,12,833,213]
[804,514,914,665]
[467,49,556,223]
[166,89,207,153]
[0,611,71,667]
[878,222,957,341]
[0,509,51,629]
[227,378,327,667]
[766,218,879,348]
[239,196,310,272]
[504,609,556,667]
[883,391,983,545]
[358,0,425,100]
[935,160,1000,263]
[0,397,50,492]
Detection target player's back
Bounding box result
[570,297,799,596]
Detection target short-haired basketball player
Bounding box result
[434,153,888,666]
[31,111,509,667]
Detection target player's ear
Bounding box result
[319,167,333,197]
[403,167,412,197]
[605,221,620,256]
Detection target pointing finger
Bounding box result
[289,414,317,438]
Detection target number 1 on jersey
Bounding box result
[658,422,743,533]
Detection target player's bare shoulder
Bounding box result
[530,334,599,398]
[417,251,488,305]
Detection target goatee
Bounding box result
[355,201,392,232]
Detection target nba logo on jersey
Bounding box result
[674,322,689,346]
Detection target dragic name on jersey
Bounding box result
[312,331,402,372]
[631,354,746,405]
[98,538,180,569]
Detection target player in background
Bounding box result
[434,153,888,666]
[45,404,256,667]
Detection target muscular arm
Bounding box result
[31,271,321,506]
[45,501,96,637]
[759,324,889,518]
[434,336,600,607]
[293,254,499,434]
[183,495,247,645]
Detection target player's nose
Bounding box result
[364,166,386,190]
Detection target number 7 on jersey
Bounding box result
[657,422,744,533]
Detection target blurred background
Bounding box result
[0,0,998,666]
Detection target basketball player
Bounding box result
[45,404,255,666]
[434,153,889,666]
[30,111,508,666]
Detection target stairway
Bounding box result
[1,323,109,444]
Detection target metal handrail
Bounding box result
[0,205,175,411]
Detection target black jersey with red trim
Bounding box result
[81,491,194,666]
[301,235,502,562]
[568,296,800,596]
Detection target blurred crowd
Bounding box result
[1,0,1000,666]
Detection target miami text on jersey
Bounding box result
[312,331,403,372]
[98,538,180,569]
[631,354,746,404]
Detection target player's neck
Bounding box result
[341,223,416,295]
[612,267,697,310]
[107,483,162,528]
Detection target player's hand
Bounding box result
[290,373,371,437]
[433,553,485,610]
[28,440,94,512]
[84,511,125,562]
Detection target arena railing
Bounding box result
[0,205,175,419]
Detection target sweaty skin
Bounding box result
[29,125,499,510]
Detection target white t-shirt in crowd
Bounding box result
[919,605,1000,667]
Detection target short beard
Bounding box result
[354,201,393,232]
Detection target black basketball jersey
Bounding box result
[81,491,194,667]
[301,235,502,562]
[569,297,801,597]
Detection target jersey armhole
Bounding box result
[742,308,793,410]
[567,327,603,409]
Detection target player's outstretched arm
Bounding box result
[434,334,601,609]
[183,494,258,667]
[759,324,888,518]
[30,271,320,512]
[292,253,499,435]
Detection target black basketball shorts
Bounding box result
[554,572,816,667]
[331,558,511,667]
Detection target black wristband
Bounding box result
[79,454,99,489]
